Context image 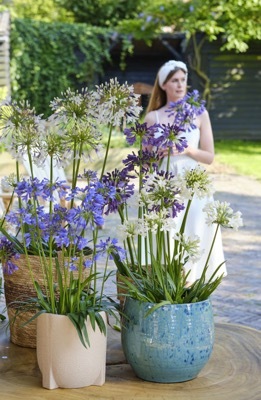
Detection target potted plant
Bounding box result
[102,91,244,383]
[0,79,141,389]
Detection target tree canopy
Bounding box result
[4,0,261,52]
[1,0,260,114]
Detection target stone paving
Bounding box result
[208,173,261,330]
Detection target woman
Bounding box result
[144,60,226,283]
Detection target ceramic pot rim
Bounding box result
[126,297,211,309]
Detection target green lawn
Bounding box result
[215,140,261,181]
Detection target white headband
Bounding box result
[158,60,188,88]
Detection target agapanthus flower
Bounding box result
[5,205,37,228]
[53,227,71,248]
[122,149,159,174]
[143,209,171,233]
[173,233,201,263]
[140,170,185,217]
[1,174,17,192]
[203,201,243,230]
[178,165,215,200]
[81,170,98,183]
[94,78,142,126]
[160,217,177,232]
[37,128,72,168]
[63,256,79,272]
[0,236,20,274]
[153,123,187,153]
[119,221,142,239]
[101,169,135,215]
[13,177,69,203]
[49,87,103,157]
[166,90,206,132]
[0,101,45,161]
[124,122,152,145]
[96,237,126,261]
[50,87,98,121]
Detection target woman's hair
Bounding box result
[146,67,187,113]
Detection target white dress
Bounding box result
[149,112,227,283]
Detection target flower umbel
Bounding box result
[203,201,243,230]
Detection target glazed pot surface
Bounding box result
[121,297,214,383]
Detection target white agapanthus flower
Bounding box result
[120,219,149,238]
[136,220,150,237]
[203,201,243,230]
[142,211,160,234]
[94,78,142,127]
[172,233,202,263]
[180,165,215,200]
[0,102,45,159]
[138,189,156,208]
[160,218,177,233]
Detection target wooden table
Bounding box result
[0,322,260,399]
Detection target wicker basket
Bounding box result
[3,254,53,348]
[4,253,91,348]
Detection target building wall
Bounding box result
[188,39,261,141]
[101,35,186,114]
[102,35,260,141]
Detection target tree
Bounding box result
[3,0,72,22]
[54,0,144,26]
[116,0,260,52]
[115,0,261,102]
[3,0,260,109]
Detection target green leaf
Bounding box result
[145,301,172,317]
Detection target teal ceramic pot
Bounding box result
[121,297,214,383]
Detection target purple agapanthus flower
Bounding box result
[53,227,71,248]
[0,236,20,274]
[141,123,160,147]
[166,90,206,132]
[153,123,188,153]
[101,169,135,215]
[14,177,70,203]
[124,122,150,145]
[80,169,98,182]
[96,237,126,261]
[122,149,159,174]
[63,256,78,272]
[5,205,36,228]
[63,182,107,229]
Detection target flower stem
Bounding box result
[100,123,113,179]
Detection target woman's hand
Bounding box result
[159,145,188,159]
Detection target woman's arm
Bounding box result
[184,110,215,165]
